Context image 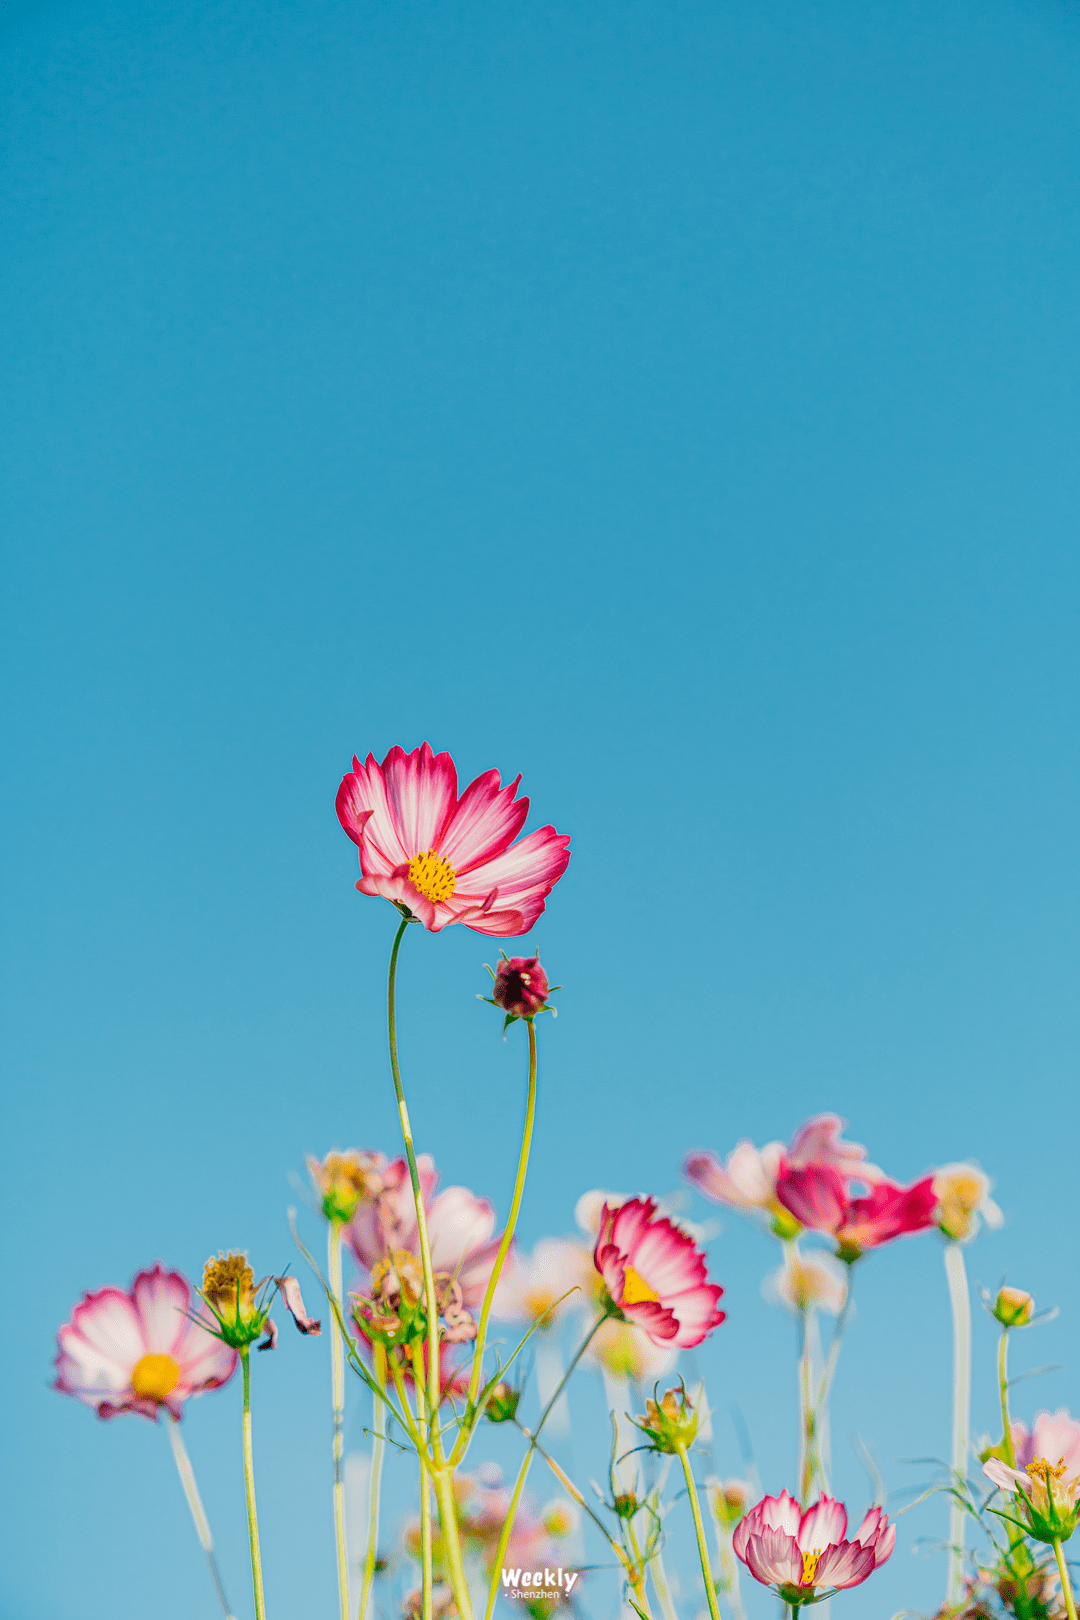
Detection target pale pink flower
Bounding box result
[775,1166,937,1261]
[733,1489,894,1601]
[492,1237,594,1329]
[1012,1411,1080,1476]
[54,1264,237,1421]
[684,1115,882,1228]
[583,1317,679,1384]
[346,1153,502,1309]
[762,1250,848,1316]
[593,1196,725,1349]
[336,742,570,936]
[983,1455,1080,1541]
[932,1161,1003,1243]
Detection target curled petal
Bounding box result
[276,1276,321,1336]
[257,1316,278,1352]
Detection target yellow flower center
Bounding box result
[1028,1455,1069,1485]
[524,1289,558,1322]
[800,1550,823,1586]
[131,1353,181,1401]
[622,1266,660,1305]
[408,849,457,904]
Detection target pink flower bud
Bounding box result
[492,956,551,1020]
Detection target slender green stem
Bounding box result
[358,1343,387,1620]
[434,1466,477,1620]
[386,918,441,1425]
[648,1542,678,1620]
[484,1449,534,1620]
[163,1413,237,1619]
[526,1432,633,1572]
[411,1345,433,1620]
[944,1241,971,1609]
[328,1223,350,1620]
[624,1516,654,1618]
[1055,1540,1079,1620]
[676,1443,721,1620]
[465,1017,538,1413]
[797,1306,815,1506]
[999,1330,1015,1468]
[240,1347,267,1620]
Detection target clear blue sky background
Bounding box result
[3,0,1080,1616]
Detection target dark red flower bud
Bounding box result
[492,956,550,1020]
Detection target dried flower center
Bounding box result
[800,1550,823,1586]
[622,1266,660,1306]
[408,849,457,904]
[131,1353,181,1401]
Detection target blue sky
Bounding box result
[3,0,1080,1616]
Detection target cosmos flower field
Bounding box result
[54,745,1078,1620]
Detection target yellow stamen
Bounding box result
[1028,1455,1070,1484]
[131,1353,181,1401]
[800,1550,823,1586]
[407,849,457,904]
[524,1289,558,1321]
[622,1266,660,1305]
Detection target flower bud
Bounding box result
[993,1286,1034,1328]
[633,1382,700,1454]
[612,1491,641,1519]
[933,1162,1002,1243]
[491,956,551,1021]
[484,1381,521,1424]
[708,1478,752,1527]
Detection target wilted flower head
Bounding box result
[994,1286,1035,1328]
[733,1490,894,1604]
[933,1162,1002,1243]
[593,1196,725,1348]
[633,1382,700,1454]
[685,1115,882,1238]
[346,1154,501,1311]
[54,1264,237,1421]
[336,742,570,936]
[307,1148,386,1225]
[762,1250,848,1317]
[353,1252,476,1348]
[984,1454,1080,1545]
[488,955,554,1022]
[201,1253,319,1351]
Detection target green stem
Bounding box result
[1055,1540,1079,1620]
[240,1347,267,1620]
[676,1443,721,1620]
[358,1342,387,1620]
[434,1466,477,1620]
[944,1241,971,1609]
[163,1413,237,1619]
[465,1016,538,1415]
[412,1345,433,1620]
[648,1542,678,1620]
[999,1330,1016,1469]
[797,1306,815,1506]
[484,1447,533,1620]
[387,918,441,1424]
[328,1223,350,1620]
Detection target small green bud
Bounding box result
[993,1287,1035,1328]
[632,1382,699,1454]
[485,1380,521,1424]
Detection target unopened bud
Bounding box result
[612,1491,640,1519]
[485,1381,521,1424]
[994,1287,1035,1328]
[491,956,552,1021]
[306,1149,383,1225]
[708,1478,751,1526]
[633,1382,699,1454]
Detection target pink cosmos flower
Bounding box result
[593,1196,725,1349]
[733,1490,894,1604]
[54,1264,237,1421]
[346,1153,502,1310]
[775,1165,937,1261]
[1012,1411,1080,1476]
[684,1115,882,1230]
[336,743,570,936]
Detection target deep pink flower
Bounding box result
[336,743,570,936]
[346,1153,502,1310]
[492,956,551,1020]
[733,1490,894,1605]
[54,1264,237,1421]
[593,1196,725,1349]
[775,1165,937,1261]
[684,1115,882,1230]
